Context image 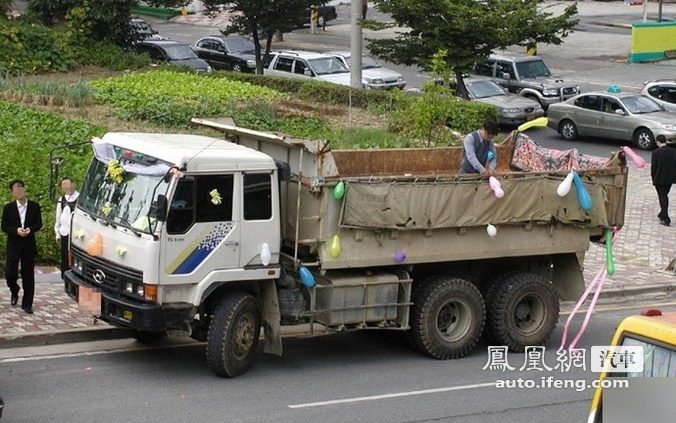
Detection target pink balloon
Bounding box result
[621,146,646,169]
[489,176,504,198]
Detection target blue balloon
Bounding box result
[487,151,495,161]
[298,266,315,288]
[572,171,593,211]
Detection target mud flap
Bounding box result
[552,253,586,301]
[261,280,283,356]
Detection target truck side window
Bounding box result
[167,178,195,234]
[243,173,272,220]
[196,175,234,222]
[475,60,494,77]
[274,57,293,72]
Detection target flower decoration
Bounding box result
[209,189,222,206]
[115,246,128,257]
[73,229,86,240]
[106,159,125,184]
[100,202,112,217]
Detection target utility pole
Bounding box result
[350,0,363,89]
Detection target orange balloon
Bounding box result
[85,233,104,257]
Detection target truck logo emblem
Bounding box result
[93,269,106,284]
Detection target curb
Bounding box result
[0,326,132,349]
[0,284,674,350]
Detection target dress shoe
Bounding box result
[10,294,18,306]
[22,306,33,314]
[659,219,671,227]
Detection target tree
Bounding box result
[364,0,578,93]
[202,0,308,74]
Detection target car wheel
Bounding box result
[318,15,326,27]
[559,119,578,141]
[232,63,243,72]
[633,128,656,150]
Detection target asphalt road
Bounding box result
[2,298,674,423]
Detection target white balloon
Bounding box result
[487,224,497,237]
[557,171,574,197]
[260,242,271,266]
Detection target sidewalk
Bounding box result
[0,160,674,348]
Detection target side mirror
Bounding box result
[152,194,168,222]
[304,69,313,77]
[614,109,626,116]
[501,72,511,80]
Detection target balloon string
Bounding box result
[560,228,619,350]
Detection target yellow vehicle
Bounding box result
[588,309,676,422]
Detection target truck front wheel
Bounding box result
[485,272,559,352]
[206,293,261,377]
[409,277,485,359]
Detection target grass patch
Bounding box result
[0,78,94,107]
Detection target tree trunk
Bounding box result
[454,70,468,99]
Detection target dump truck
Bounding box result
[63,118,628,377]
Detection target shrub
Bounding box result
[0,101,104,264]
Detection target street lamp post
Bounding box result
[350,0,363,89]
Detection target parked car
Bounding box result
[0,395,3,418]
[135,40,212,73]
[588,309,676,423]
[193,36,256,72]
[462,77,544,126]
[263,50,351,86]
[641,79,676,112]
[547,89,676,150]
[327,51,406,90]
[130,18,167,42]
[473,53,580,109]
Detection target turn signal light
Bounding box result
[641,309,662,317]
[144,284,158,303]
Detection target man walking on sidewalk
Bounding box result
[651,135,676,226]
[1,179,43,314]
[54,177,79,279]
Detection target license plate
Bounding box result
[78,286,101,315]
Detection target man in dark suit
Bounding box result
[1,179,43,314]
[651,135,676,227]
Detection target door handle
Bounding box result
[223,241,239,246]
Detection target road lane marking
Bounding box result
[287,382,496,409]
[561,301,676,316]
[0,342,199,363]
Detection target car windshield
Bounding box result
[132,21,154,36]
[466,80,506,99]
[308,57,348,75]
[621,95,664,114]
[79,158,170,234]
[225,38,255,53]
[516,60,551,78]
[163,45,198,60]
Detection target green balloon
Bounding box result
[333,181,345,200]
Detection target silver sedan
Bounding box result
[464,78,544,126]
[641,79,676,112]
[547,91,676,150]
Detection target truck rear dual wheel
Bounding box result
[409,277,485,359]
[485,272,559,352]
[206,293,261,377]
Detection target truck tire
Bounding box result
[480,271,519,342]
[132,330,166,343]
[409,276,485,359]
[485,272,559,352]
[206,293,260,377]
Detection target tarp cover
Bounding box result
[341,178,609,230]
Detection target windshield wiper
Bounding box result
[116,219,143,237]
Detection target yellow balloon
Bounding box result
[329,234,341,258]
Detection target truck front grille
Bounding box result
[71,246,143,291]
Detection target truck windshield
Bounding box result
[78,159,170,234]
[516,60,551,78]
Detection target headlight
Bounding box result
[662,124,676,131]
[246,60,256,67]
[136,285,144,297]
[575,86,580,93]
[125,282,133,294]
[371,79,384,85]
[73,257,83,274]
[543,88,559,96]
[397,76,405,82]
[503,108,521,113]
[206,65,213,73]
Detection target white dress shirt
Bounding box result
[16,200,28,229]
[54,191,79,239]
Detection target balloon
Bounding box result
[85,233,104,257]
[298,266,315,288]
[486,224,497,237]
[572,171,593,211]
[605,229,615,276]
[487,151,495,162]
[260,242,271,266]
[488,176,504,198]
[557,171,574,197]
[621,146,646,169]
[394,251,406,263]
[517,117,548,132]
[329,234,341,258]
[333,181,345,200]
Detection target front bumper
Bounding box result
[498,109,545,125]
[366,81,407,90]
[64,270,194,332]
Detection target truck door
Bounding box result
[162,174,240,278]
[239,172,280,268]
